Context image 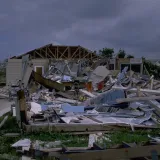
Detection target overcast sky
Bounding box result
[0,0,160,60]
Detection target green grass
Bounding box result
[0,114,88,155]
[109,131,148,144]
[1,114,160,156]
[0,136,20,155]
[0,113,20,133]
[97,128,160,148]
[0,114,21,155]
[24,132,88,147]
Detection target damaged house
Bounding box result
[5,43,160,133]
[2,43,160,159]
[109,58,143,74]
[6,44,98,86]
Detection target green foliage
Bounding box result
[98,129,156,148]
[2,113,160,156]
[24,132,88,147]
[0,114,20,133]
[110,131,148,144]
[144,60,160,79]
[0,136,19,155]
[0,71,5,76]
[117,49,126,58]
[127,54,134,58]
[99,48,114,58]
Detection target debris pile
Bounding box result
[4,58,160,159]
[5,59,160,133]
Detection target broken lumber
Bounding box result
[56,91,74,99]
[116,95,160,103]
[3,133,21,137]
[56,97,80,104]
[0,93,9,98]
[0,116,8,129]
[113,86,160,95]
[17,90,28,125]
[65,144,160,160]
[147,100,160,115]
[79,89,95,98]
[140,93,160,115]
[32,71,65,91]
[40,147,90,153]
[25,123,157,133]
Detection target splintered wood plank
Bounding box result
[24,123,158,133]
[64,145,160,160]
[116,95,160,103]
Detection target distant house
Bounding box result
[6,44,98,85]
[109,58,143,74]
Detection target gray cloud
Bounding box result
[0,0,160,60]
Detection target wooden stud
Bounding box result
[57,46,58,59]
[25,123,158,133]
[33,52,36,59]
[46,47,48,58]
[41,49,52,58]
[65,145,160,160]
[34,51,44,58]
[113,86,160,95]
[17,90,28,126]
[79,47,81,58]
[59,47,69,58]
[116,95,160,103]
[68,47,71,59]
[47,47,56,58]
[83,51,90,58]
[71,47,80,58]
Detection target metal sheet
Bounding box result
[83,89,126,106]
[62,103,84,113]
[95,111,153,125]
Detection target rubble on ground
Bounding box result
[3,58,160,159]
[4,59,160,131]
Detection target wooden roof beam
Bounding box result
[34,50,45,58]
[58,51,67,58]
[83,51,90,59]
[71,47,80,58]
[47,47,56,58]
[41,48,52,58]
[59,47,69,58]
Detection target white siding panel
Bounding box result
[6,59,22,85]
[32,59,49,74]
[6,58,49,85]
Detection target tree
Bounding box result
[127,54,134,58]
[142,56,145,61]
[93,50,97,54]
[99,48,114,58]
[117,49,126,58]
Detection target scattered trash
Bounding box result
[6,58,160,131]
[4,57,160,159]
[12,139,31,149]
[88,133,103,147]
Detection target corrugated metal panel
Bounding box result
[6,59,22,85]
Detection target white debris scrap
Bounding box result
[30,102,42,114]
[12,139,31,148]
